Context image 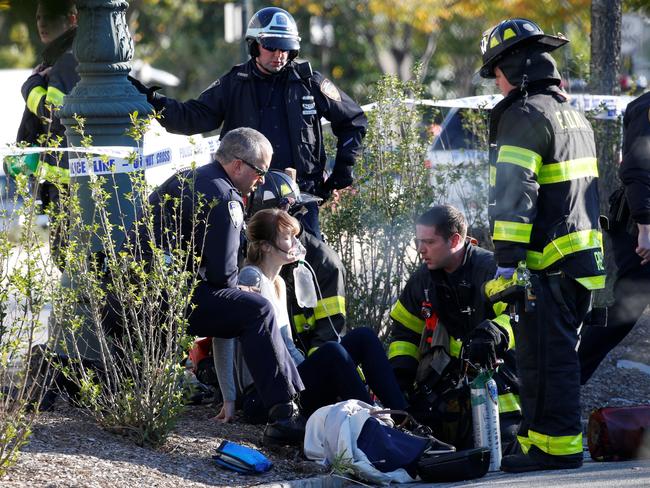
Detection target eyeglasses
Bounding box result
[236,156,267,178]
[260,42,289,53]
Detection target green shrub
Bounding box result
[51,114,205,447]
[0,174,60,476]
[321,73,441,337]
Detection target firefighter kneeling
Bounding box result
[388,205,522,455]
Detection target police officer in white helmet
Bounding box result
[130,6,367,240]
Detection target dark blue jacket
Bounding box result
[153,59,367,189]
[146,162,245,289]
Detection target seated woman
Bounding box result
[213,208,408,423]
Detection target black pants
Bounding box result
[515,273,590,463]
[189,282,304,408]
[579,269,650,384]
[297,327,408,415]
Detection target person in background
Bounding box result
[579,90,650,383]
[9,0,79,265]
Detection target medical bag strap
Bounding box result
[370,409,414,429]
[371,408,441,441]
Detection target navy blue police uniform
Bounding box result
[146,162,304,407]
[146,59,367,238]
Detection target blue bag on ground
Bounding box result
[356,417,429,476]
[212,440,272,474]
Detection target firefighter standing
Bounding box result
[387,205,521,452]
[130,6,367,240]
[479,19,605,472]
[579,91,650,383]
[247,170,346,354]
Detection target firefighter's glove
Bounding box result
[495,266,515,279]
[464,320,506,370]
[128,76,164,111]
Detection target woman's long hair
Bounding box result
[246,209,300,266]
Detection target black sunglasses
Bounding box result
[236,156,267,177]
[260,42,289,53]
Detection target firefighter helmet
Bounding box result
[248,170,321,216]
[479,18,568,79]
[245,7,301,54]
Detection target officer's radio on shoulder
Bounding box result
[293,60,313,80]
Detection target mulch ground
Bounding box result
[3,312,649,487]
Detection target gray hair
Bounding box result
[216,127,273,167]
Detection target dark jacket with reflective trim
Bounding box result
[19,28,79,172]
[281,229,346,354]
[488,84,605,289]
[154,59,367,190]
[387,244,518,404]
[620,91,650,226]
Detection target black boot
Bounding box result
[501,446,583,473]
[262,401,305,447]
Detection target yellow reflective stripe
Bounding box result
[498,393,520,413]
[490,35,500,48]
[526,429,583,456]
[518,434,532,454]
[356,366,366,383]
[45,86,65,107]
[497,145,542,175]
[307,347,319,356]
[492,301,507,317]
[489,165,496,186]
[449,336,462,358]
[37,162,70,184]
[27,86,47,114]
[492,313,515,350]
[575,275,606,290]
[390,300,424,335]
[493,220,532,244]
[388,341,420,360]
[538,157,598,185]
[502,28,516,41]
[293,313,316,334]
[314,295,346,320]
[526,229,603,270]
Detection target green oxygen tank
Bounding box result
[471,370,502,471]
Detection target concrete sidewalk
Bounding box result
[265,457,650,487]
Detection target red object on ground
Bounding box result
[588,406,650,461]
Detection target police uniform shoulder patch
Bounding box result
[228,200,244,228]
[320,78,341,102]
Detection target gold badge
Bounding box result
[320,79,341,102]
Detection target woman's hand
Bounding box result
[212,400,235,423]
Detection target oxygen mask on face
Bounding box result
[271,236,306,262]
[287,236,306,262]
